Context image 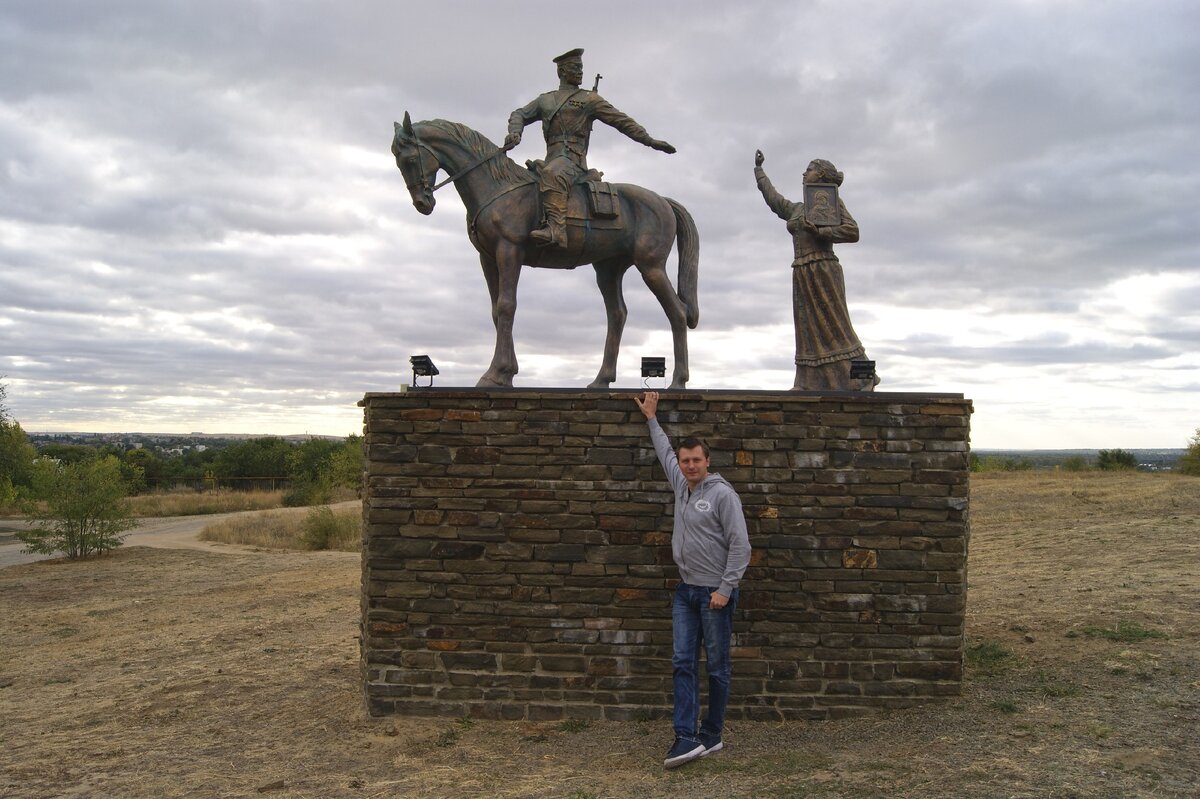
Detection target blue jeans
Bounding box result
[671,582,738,740]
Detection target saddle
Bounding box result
[525,160,622,227]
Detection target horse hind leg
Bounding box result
[635,258,690,389]
[588,258,632,389]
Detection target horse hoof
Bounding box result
[587,379,612,389]
[476,375,512,388]
[668,379,688,390]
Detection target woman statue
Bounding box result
[754,150,878,390]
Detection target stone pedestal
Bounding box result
[360,389,972,721]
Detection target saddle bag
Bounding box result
[588,181,620,220]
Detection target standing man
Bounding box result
[505,48,676,248]
[634,390,751,769]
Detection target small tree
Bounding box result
[0,380,37,507]
[1061,455,1090,472]
[18,455,137,558]
[329,435,365,496]
[1178,429,1200,476]
[1096,448,1138,471]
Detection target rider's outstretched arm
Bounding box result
[592,97,675,154]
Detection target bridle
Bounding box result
[399,123,513,196]
[397,135,441,196]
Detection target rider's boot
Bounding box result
[530,188,568,248]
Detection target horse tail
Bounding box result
[666,197,700,329]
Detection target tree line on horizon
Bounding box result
[12,432,363,503]
[970,445,1199,473]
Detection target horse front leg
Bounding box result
[477,244,521,387]
[479,252,500,329]
[637,261,690,389]
[588,259,631,389]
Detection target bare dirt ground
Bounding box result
[1,471,1197,798]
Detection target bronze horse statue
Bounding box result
[391,113,698,388]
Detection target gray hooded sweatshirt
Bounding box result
[648,418,751,597]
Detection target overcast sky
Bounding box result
[2,1,1197,448]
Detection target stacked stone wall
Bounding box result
[361,389,971,721]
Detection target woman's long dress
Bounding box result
[755,168,875,390]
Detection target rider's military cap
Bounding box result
[553,48,584,64]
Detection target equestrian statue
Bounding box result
[391,48,698,389]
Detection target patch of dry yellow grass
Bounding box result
[199,510,307,549]
[124,488,284,517]
[198,504,360,551]
[970,470,1200,526]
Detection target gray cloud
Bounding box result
[880,333,1175,367]
[1,1,1198,445]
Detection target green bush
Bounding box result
[329,435,365,496]
[1177,428,1200,476]
[1096,449,1138,470]
[212,437,294,488]
[1,380,36,507]
[971,456,1033,473]
[1061,455,1090,471]
[298,437,362,493]
[300,505,360,551]
[283,475,334,507]
[281,437,363,505]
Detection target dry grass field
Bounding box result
[123,488,288,518]
[1,471,1197,798]
[199,504,361,551]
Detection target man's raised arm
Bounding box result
[634,391,686,494]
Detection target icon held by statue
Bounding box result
[803,184,841,227]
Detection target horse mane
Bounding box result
[423,119,533,187]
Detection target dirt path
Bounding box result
[0,501,360,568]
[1,473,1197,798]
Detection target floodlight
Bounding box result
[849,360,876,381]
[410,354,439,387]
[641,357,666,378]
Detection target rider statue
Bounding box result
[505,48,677,248]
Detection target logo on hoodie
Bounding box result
[694,499,712,512]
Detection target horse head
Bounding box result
[392,112,437,215]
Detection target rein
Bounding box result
[399,120,535,229]
[430,142,516,192]
[407,125,514,194]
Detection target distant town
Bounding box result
[28,431,343,451]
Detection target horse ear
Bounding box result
[402,111,414,137]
